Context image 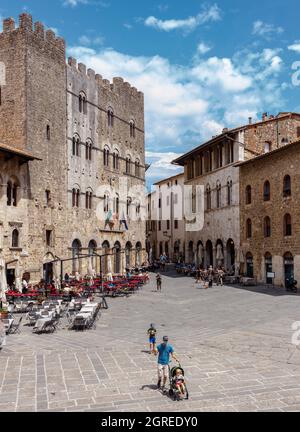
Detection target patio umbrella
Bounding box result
[198,245,204,264]
[122,252,127,274]
[53,261,61,290]
[15,260,22,293]
[88,257,94,276]
[216,244,224,261]
[107,255,112,273]
[0,259,7,304]
[194,251,198,266]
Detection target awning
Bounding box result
[0,142,42,163]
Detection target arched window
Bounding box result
[85,140,92,161]
[227,179,233,206]
[125,241,132,267]
[72,135,80,157]
[7,179,19,207]
[46,125,50,141]
[126,156,131,174]
[113,150,119,170]
[108,108,114,127]
[7,181,12,206]
[246,219,252,239]
[12,229,19,248]
[72,188,80,208]
[284,214,292,236]
[113,194,120,215]
[130,120,136,138]
[206,185,211,210]
[104,193,110,213]
[103,146,110,167]
[263,181,270,201]
[127,197,132,217]
[135,200,141,216]
[85,190,92,210]
[283,175,291,197]
[135,159,140,177]
[79,92,87,114]
[246,185,252,205]
[216,182,221,208]
[264,216,271,238]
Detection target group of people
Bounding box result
[195,266,225,288]
[147,324,186,398]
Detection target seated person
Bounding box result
[172,368,186,396]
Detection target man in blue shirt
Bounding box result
[154,336,179,390]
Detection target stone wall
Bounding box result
[0,12,146,283]
[239,141,300,287]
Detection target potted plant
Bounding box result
[0,307,8,319]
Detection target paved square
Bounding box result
[1,270,300,412]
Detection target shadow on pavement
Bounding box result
[223,284,300,297]
[140,384,158,391]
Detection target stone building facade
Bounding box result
[172,113,300,272]
[146,173,185,262]
[238,140,300,287]
[0,13,146,284]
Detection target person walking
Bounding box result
[147,323,157,354]
[208,266,214,288]
[154,336,179,391]
[156,273,162,292]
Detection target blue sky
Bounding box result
[1,0,300,187]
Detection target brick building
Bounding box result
[172,113,300,273]
[0,13,146,284]
[237,140,300,287]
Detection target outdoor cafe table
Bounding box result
[80,304,98,313]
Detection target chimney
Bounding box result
[269,114,274,120]
[262,112,268,121]
[248,117,252,125]
[222,128,229,134]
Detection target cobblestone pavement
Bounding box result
[2,271,300,412]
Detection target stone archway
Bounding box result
[226,239,235,272]
[188,241,194,264]
[72,239,82,274]
[205,240,213,267]
[43,252,55,283]
[114,241,121,274]
[197,241,204,268]
[216,239,224,268]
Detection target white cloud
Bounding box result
[288,41,300,53]
[63,0,109,7]
[67,43,286,183]
[144,4,221,32]
[252,20,284,39]
[78,35,104,46]
[146,151,183,181]
[124,23,133,30]
[197,42,212,55]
